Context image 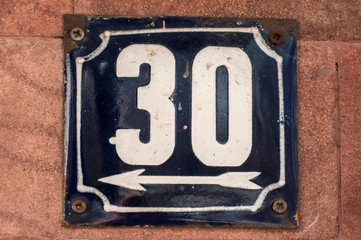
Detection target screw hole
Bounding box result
[70,28,85,41]
[71,199,87,214]
[272,199,287,214]
[269,32,284,45]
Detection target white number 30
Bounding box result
[109,44,252,167]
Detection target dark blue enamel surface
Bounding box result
[64,17,297,226]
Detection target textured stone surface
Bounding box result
[295,41,339,239]
[0,38,65,238]
[74,0,361,41]
[0,38,341,239]
[0,0,73,37]
[338,43,361,240]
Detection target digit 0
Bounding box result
[192,46,252,166]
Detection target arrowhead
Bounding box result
[218,172,262,190]
[98,169,146,191]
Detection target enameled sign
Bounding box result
[64,16,298,226]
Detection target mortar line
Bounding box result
[334,42,342,239]
[0,36,63,38]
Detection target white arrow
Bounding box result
[98,169,262,191]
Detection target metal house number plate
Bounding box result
[63,15,298,227]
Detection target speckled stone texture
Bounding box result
[74,0,361,41]
[0,38,65,238]
[338,43,361,240]
[0,0,73,36]
[0,38,342,239]
[295,41,339,239]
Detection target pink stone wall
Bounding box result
[0,1,360,239]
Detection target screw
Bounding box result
[269,32,284,45]
[71,199,87,214]
[70,28,85,41]
[272,199,287,214]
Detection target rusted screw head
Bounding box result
[269,32,284,45]
[272,199,287,214]
[70,28,85,41]
[71,199,87,214]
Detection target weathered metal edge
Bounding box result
[63,15,297,55]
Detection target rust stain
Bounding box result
[294,211,300,226]
[206,63,212,70]
[183,62,189,78]
[149,50,156,56]
[157,123,172,128]
[63,14,89,55]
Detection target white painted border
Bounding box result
[74,25,285,213]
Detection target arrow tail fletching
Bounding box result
[218,172,262,190]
